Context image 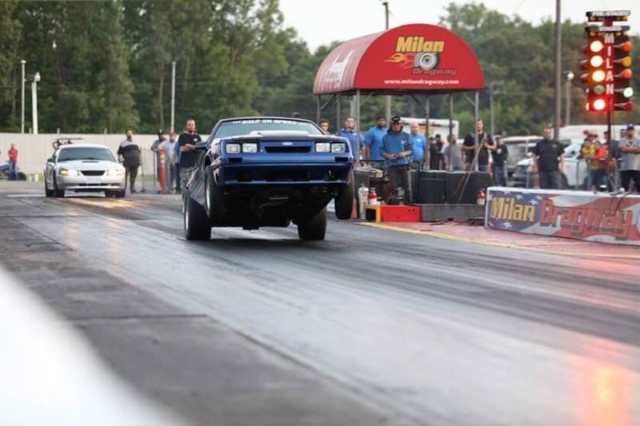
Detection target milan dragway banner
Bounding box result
[485,187,640,246]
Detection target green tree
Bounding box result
[0,1,22,131]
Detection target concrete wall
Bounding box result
[0,133,159,175]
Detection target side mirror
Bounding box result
[195,141,208,151]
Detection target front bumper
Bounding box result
[216,160,352,187]
[58,175,125,191]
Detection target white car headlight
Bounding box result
[316,143,330,153]
[106,168,125,177]
[226,143,241,154]
[58,168,76,177]
[331,143,346,153]
[242,143,258,153]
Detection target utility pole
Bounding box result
[383,1,391,123]
[171,61,176,133]
[489,81,503,136]
[20,60,26,134]
[564,71,574,126]
[32,72,40,134]
[553,0,562,141]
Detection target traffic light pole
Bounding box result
[553,0,562,142]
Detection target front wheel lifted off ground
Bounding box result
[184,193,211,241]
[297,209,327,241]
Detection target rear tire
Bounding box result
[204,168,225,221]
[334,183,354,220]
[184,193,211,241]
[297,209,327,241]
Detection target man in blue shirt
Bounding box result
[336,117,361,163]
[382,116,413,202]
[408,122,426,170]
[363,115,387,164]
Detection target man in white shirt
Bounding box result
[620,124,640,193]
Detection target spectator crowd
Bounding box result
[319,115,640,197]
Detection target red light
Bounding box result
[615,41,633,52]
[617,69,633,80]
[593,98,607,111]
[614,102,634,112]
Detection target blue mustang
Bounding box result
[183,117,354,241]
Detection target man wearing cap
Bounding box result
[363,115,387,164]
[382,116,413,202]
[619,124,640,193]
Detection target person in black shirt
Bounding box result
[429,134,444,170]
[462,120,494,172]
[491,136,509,186]
[117,129,141,194]
[533,126,565,189]
[178,118,202,189]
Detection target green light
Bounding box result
[593,84,606,95]
[623,87,634,98]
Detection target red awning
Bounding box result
[313,24,485,95]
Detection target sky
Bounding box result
[279,0,640,50]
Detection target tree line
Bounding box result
[0,1,638,136]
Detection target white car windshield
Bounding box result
[58,147,116,162]
[214,119,323,139]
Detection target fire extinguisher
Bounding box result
[477,189,486,206]
[368,187,379,206]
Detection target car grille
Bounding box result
[264,146,310,153]
[81,170,105,176]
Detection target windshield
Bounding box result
[58,147,116,162]
[214,119,323,139]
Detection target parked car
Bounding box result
[510,139,588,189]
[182,117,354,241]
[501,136,542,178]
[44,140,126,198]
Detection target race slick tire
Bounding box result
[204,167,225,221]
[334,183,354,220]
[297,208,327,241]
[184,193,211,241]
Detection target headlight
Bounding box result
[331,143,346,153]
[106,168,125,177]
[242,143,258,153]
[316,143,330,153]
[226,143,241,154]
[58,168,75,177]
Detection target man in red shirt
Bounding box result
[8,144,18,180]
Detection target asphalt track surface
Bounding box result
[2,182,640,426]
